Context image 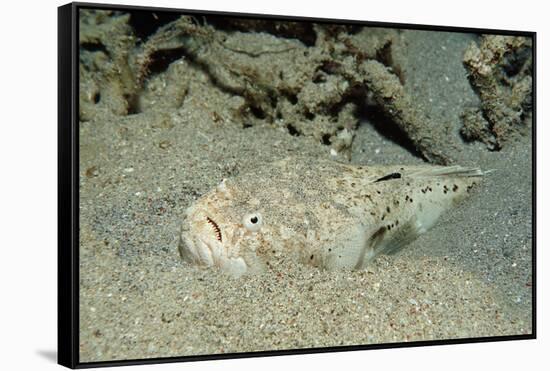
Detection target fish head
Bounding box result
[178,178,270,277]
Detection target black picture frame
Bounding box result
[58,2,536,368]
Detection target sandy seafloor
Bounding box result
[78,27,532,362]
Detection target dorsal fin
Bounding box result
[409,166,484,178]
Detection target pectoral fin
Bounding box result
[354,226,386,269]
[379,218,423,255]
[355,218,423,268]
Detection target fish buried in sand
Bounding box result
[179,157,483,277]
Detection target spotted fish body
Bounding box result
[179,157,483,276]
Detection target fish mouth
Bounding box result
[179,224,221,266]
[179,215,248,277]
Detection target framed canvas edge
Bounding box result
[58,2,80,369]
[531,31,537,340]
[72,1,536,36]
[73,335,535,369]
[57,2,537,369]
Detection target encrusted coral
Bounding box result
[461,35,532,150]
[79,10,465,164]
[79,10,138,119]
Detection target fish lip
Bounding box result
[198,236,223,264]
[196,237,216,266]
[202,236,248,276]
[179,233,218,267]
[180,231,248,276]
[180,226,226,267]
[180,234,213,266]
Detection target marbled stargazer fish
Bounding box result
[179,157,483,276]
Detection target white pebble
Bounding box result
[330,148,338,156]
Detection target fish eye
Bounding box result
[243,212,262,232]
